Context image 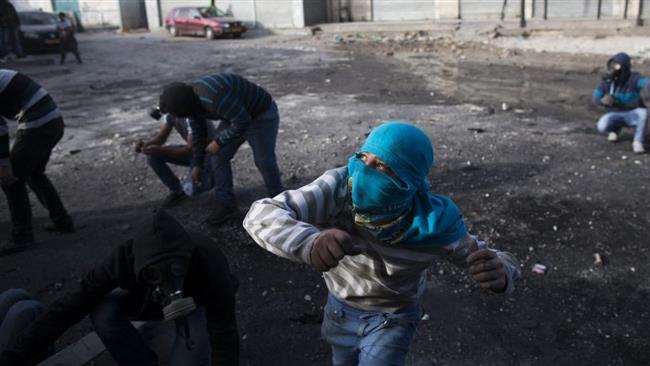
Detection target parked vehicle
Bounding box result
[18,11,61,53]
[164,6,246,39]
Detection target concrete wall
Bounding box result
[461,0,520,19]
[77,0,121,27]
[373,0,436,20]
[254,0,304,28]
[144,0,162,29]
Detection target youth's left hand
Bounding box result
[467,249,507,293]
[206,141,220,155]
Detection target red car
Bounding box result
[165,6,246,39]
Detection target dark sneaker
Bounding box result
[162,192,187,209]
[207,202,238,225]
[44,215,75,233]
[0,238,37,256]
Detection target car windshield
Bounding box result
[18,12,59,25]
[198,7,227,18]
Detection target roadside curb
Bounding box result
[37,322,145,366]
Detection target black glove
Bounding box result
[148,106,163,120]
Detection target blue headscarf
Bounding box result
[347,122,467,247]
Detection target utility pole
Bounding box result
[520,0,526,27]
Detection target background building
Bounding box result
[10,0,650,31]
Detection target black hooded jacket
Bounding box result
[4,212,239,365]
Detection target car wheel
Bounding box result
[169,26,178,37]
[205,27,214,40]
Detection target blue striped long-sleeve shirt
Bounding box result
[192,73,272,147]
[0,69,61,161]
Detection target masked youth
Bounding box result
[244,121,521,366]
[593,52,650,154]
[0,210,240,366]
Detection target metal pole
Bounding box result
[544,0,547,20]
[638,0,644,26]
[624,0,629,19]
[597,0,602,20]
[520,0,526,27]
[458,0,462,20]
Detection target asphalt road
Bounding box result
[1,29,650,365]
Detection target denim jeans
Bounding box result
[1,118,70,242]
[213,102,283,204]
[147,147,215,196]
[0,289,50,364]
[90,289,211,366]
[321,293,422,366]
[597,107,648,142]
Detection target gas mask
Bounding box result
[605,60,623,82]
[142,257,196,321]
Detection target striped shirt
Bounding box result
[244,167,521,312]
[192,73,272,147]
[0,69,61,160]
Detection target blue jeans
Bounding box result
[90,289,211,366]
[321,294,422,366]
[597,108,648,142]
[147,148,215,195]
[213,102,283,204]
[0,289,49,363]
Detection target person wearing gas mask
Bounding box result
[244,122,521,366]
[136,108,220,208]
[593,52,649,154]
[153,74,283,224]
[0,69,75,256]
[0,210,240,366]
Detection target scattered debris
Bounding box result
[289,312,323,324]
[532,264,547,274]
[594,253,603,266]
[334,34,344,44]
[385,51,394,57]
[304,294,312,302]
[467,128,486,134]
[69,149,82,155]
[421,313,430,321]
[501,102,511,111]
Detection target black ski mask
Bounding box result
[159,82,199,118]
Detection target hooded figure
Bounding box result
[593,52,649,153]
[0,210,240,366]
[244,121,521,366]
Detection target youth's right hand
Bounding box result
[601,94,615,107]
[310,229,361,272]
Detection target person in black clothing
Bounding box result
[156,73,283,224]
[0,0,24,61]
[0,210,240,366]
[0,69,74,256]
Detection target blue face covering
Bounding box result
[347,122,467,247]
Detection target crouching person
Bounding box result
[244,122,521,366]
[593,52,649,154]
[0,210,240,366]
[137,109,220,208]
